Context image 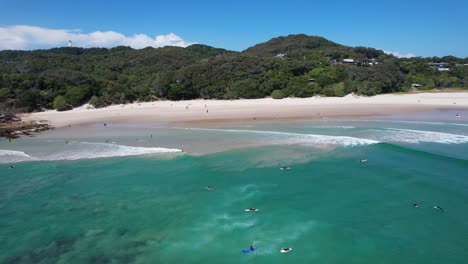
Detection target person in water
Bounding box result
[250,245,254,251]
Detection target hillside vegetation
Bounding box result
[0,34,467,112]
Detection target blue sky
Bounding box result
[0,0,467,57]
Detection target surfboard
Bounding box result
[280,248,293,253]
[242,248,256,253]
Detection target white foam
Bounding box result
[379,128,468,144]
[1,143,182,163]
[306,125,356,129]
[185,128,378,147]
[0,149,34,163]
[42,142,182,161]
[346,119,468,127]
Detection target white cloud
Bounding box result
[383,50,416,58]
[0,25,193,50]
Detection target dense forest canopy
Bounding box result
[0,34,467,112]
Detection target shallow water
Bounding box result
[1,118,468,263]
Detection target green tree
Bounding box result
[271,89,285,99]
[53,95,70,111]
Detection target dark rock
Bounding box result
[0,120,50,139]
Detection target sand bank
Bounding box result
[23,92,468,127]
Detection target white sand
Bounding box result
[23,92,468,127]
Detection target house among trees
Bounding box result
[428,62,450,71]
[275,53,286,59]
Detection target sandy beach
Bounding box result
[23,92,468,128]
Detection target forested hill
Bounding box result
[0,34,467,112]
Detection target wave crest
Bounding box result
[185,128,378,146]
[0,149,34,163]
[1,143,182,163]
[380,128,468,144]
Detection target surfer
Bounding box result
[433,205,445,212]
[455,114,460,118]
[250,245,254,251]
[280,166,290,171]
[206,186,214,191]
[413,203,419,208]
[104,123,107,127]
[358,159,367,163]
[9,165,14,169]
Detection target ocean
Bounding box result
[1,114,468,263]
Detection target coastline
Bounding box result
[23,92,468,128]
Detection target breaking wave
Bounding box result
[0,149,35,163]
[43,142,182,161]
[0,143,182,163]
[377,128,468,144]
[185,128,378,146]
[348,119,468,127]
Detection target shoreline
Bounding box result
[23,92,468,128]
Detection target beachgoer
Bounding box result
[104,123,107,126]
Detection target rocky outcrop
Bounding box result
[0,111,51,139]
[0,110,21,123]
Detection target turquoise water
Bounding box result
[1,118,468,263]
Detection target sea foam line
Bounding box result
[0,149,35,163]
[0,143,182,163]
[345,119,468,127]
[44,142,182,161]
[184,128,379,146]
[381,128,468,144]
